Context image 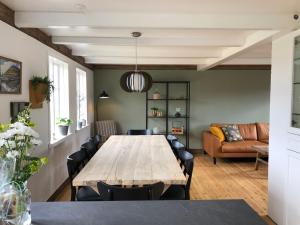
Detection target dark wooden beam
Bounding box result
[0,1,93,70]
[93,64,197,70]
[211,64,271,70]
[93,64,271,71]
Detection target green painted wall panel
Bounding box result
[94,69,270,150]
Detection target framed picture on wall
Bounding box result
[0,56,22,94]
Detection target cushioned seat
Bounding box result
[76,186,102,201]
[160,185,186,200]
[222,141,267,153]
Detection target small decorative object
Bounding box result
[171,121,184,135]
[0,56,22,94]
[81,119,86,127]
[175,108,182,117]
[29,76,54,109]
[153,127,160,135]
[153,90,161,99]
[0,106,48,225]
[77,121,83,129]
[151,107,158,117]
[157,111,163,117]
[56,118,73,136]
[120,32,152,93]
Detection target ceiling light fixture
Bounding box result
[120,32,152,93]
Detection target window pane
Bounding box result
[76,68,87,129]
[49,56,69,141]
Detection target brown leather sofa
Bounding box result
[202,123,269,164]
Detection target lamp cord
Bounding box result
[135,37,138,72]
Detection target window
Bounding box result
[76,68,87,129]
[49,56,69,141]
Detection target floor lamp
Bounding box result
[96,90,110,121]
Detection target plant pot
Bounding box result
[29,81,48,109]
[77,122,83,129]
[58,125,69,136]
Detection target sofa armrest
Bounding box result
[202,131,222,157]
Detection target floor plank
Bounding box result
[54,153,275,224]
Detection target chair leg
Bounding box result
[213,157,216,165]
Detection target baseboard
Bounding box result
[47,178,70,202]
[189,148,204,154]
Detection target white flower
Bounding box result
[0,139,5,147]
[31,138,42,146]
[24,127,40,138]
[6,150,19,159]
[7,141,16,149]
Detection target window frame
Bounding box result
[76,68,88,130]
[48,55,70,143]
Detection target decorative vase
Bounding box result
[0,160,31,225]
[29,81,48,109]
[153,90,161,99]
[175,108,181,117]
[153,127,160,134]
[77,121,83,129]
[151,110,158,117]
[58,125,69,136]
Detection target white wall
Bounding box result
[0,21,94,201]
[269,29,300,225]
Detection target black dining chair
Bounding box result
[171,140,185,158]
[127,129,153,135]
[161,150,194,200]
[67,150,102,201]
[81,140,98,160]
[97,181,164,201]
[90,134,102,149]
[167,134,178,146]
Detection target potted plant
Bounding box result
[29,76,54,108]
[0,106,48,225]
[56,118,73,136]
[151,107,158,117]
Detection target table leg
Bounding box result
[255,152,260,170]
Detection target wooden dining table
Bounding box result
[73,135,187,188]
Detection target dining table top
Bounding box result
[73,135,187,187]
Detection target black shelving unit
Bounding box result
[146,81,190,150]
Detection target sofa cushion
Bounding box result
[257,122,269,141]
[222,140,267,153]
[221,125,243,142]
[238,124,257,140]
[210,126,225,142]
[260,139,269,144]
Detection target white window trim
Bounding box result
[76,68,88,130]
[48,55,70,144]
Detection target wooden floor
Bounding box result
[55,154,275,225]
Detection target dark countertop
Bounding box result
[31,200,267,225]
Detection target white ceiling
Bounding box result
[4,0,300,69]
[3,0,300,14]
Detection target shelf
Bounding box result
[147,98,189,100]
[148,116,190,118]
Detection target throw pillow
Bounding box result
[221,125,243,142]
[210,126,225,142]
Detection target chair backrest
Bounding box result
[178,150,194,199]
[67,150,87,201]
[127,129,152,135]
[90,134,101,149]
[97,181,164,201]
[166,135,178,145]
[96,120,117,142]
[81,140,97,159]
[171,140,185,158]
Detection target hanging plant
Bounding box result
[29,76,54,108]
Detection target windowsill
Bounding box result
[75,124,90,132]
[49,133,73,148]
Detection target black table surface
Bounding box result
[31,200,267,225]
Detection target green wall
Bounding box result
[94,69,271,149]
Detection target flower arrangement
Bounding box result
[0,106,48,188]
